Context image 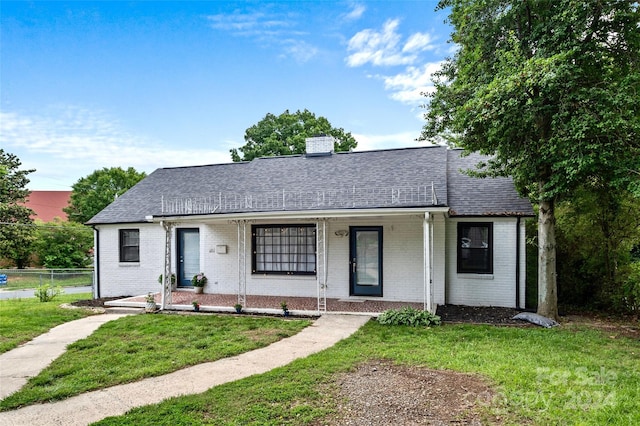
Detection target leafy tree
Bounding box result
[33,219,94,268]
[65,167,146,223]
[0,150,36,268]
[556,185,640,312]
[230,109,358,162]
[421,1,640,319]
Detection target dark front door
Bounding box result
[349,226,383,296]
[177,228,200,287]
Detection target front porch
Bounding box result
[106,290,424,316]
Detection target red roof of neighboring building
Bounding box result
[24,191,72,222]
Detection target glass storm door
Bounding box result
[349,226,383,296]
[177,228,200,287]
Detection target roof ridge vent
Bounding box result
[305,134,334,157]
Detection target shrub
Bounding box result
[34,284,64,302]
[621,262,640,313]
[377,306,441,327]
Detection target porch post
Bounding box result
[316,220,327,313]
[237,220,247,308]
[423,212,432,313]
[160,221,174,310]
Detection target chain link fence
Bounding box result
[0,269,94,289]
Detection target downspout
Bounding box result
[515,217,521,309]
[92,226,100,299]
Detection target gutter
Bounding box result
[144,206,451,224]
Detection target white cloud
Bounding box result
[352,131,423,151]
[280,39,319,63]
[403,32,435,53]
[0,107,232,189]
[206,12,291,35]
[206,9,317,63]
[344,18,444,109]
[346,19,417,67]
[382,61,443,104]
[342,2,366,21]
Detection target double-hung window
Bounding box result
[252,225,316,275]
[119,229,140,263]
[457,222,493,274]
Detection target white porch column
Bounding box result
[316,220,327,313]
[160,221,174,310]
[237,220,247,308]
[423,212,433,313]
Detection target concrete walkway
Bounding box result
[0,313,132,400]
[0,314,370,426]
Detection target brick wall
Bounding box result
[445,217,522,307]
[96,214,525,308]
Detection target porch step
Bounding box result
[104,307,144,315]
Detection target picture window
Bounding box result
[252,225,316,275]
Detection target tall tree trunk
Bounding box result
[538,193,559,320]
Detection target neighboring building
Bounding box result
[87,138,533,313]
[24,191,72,222]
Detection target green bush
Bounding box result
[34,284,64,302]
[33,219,93,268]
[621,262,640,313]
[377,306,441,327]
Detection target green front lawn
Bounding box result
[93,321,639,426]
[0,293,96,353]
[2,297,636,425]
[0,314,310,410]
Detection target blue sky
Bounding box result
[1,1,453,190]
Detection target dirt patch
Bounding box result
[436,305,526,326]
[437,306,640,340]
[318,360,501,425]
[562,313,640,340]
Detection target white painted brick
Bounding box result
[95,214,525,308]
[445,218,522,307]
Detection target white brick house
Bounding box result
[87,139,533,313]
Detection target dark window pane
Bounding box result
[119,229,140,263]
[457,223,492,274]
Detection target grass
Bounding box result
[0,273,91,290]
[93,321,640,426]
[0,292,96,354]
[0,314,310,411]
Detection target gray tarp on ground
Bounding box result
[512,312,559,328]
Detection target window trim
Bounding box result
[251,224,316,276]
[119,229,140,263]
[456,222,493,274]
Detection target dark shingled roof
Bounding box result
[446,150,534,216]
[87,146,533,225]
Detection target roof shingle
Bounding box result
[87,146,533,224]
